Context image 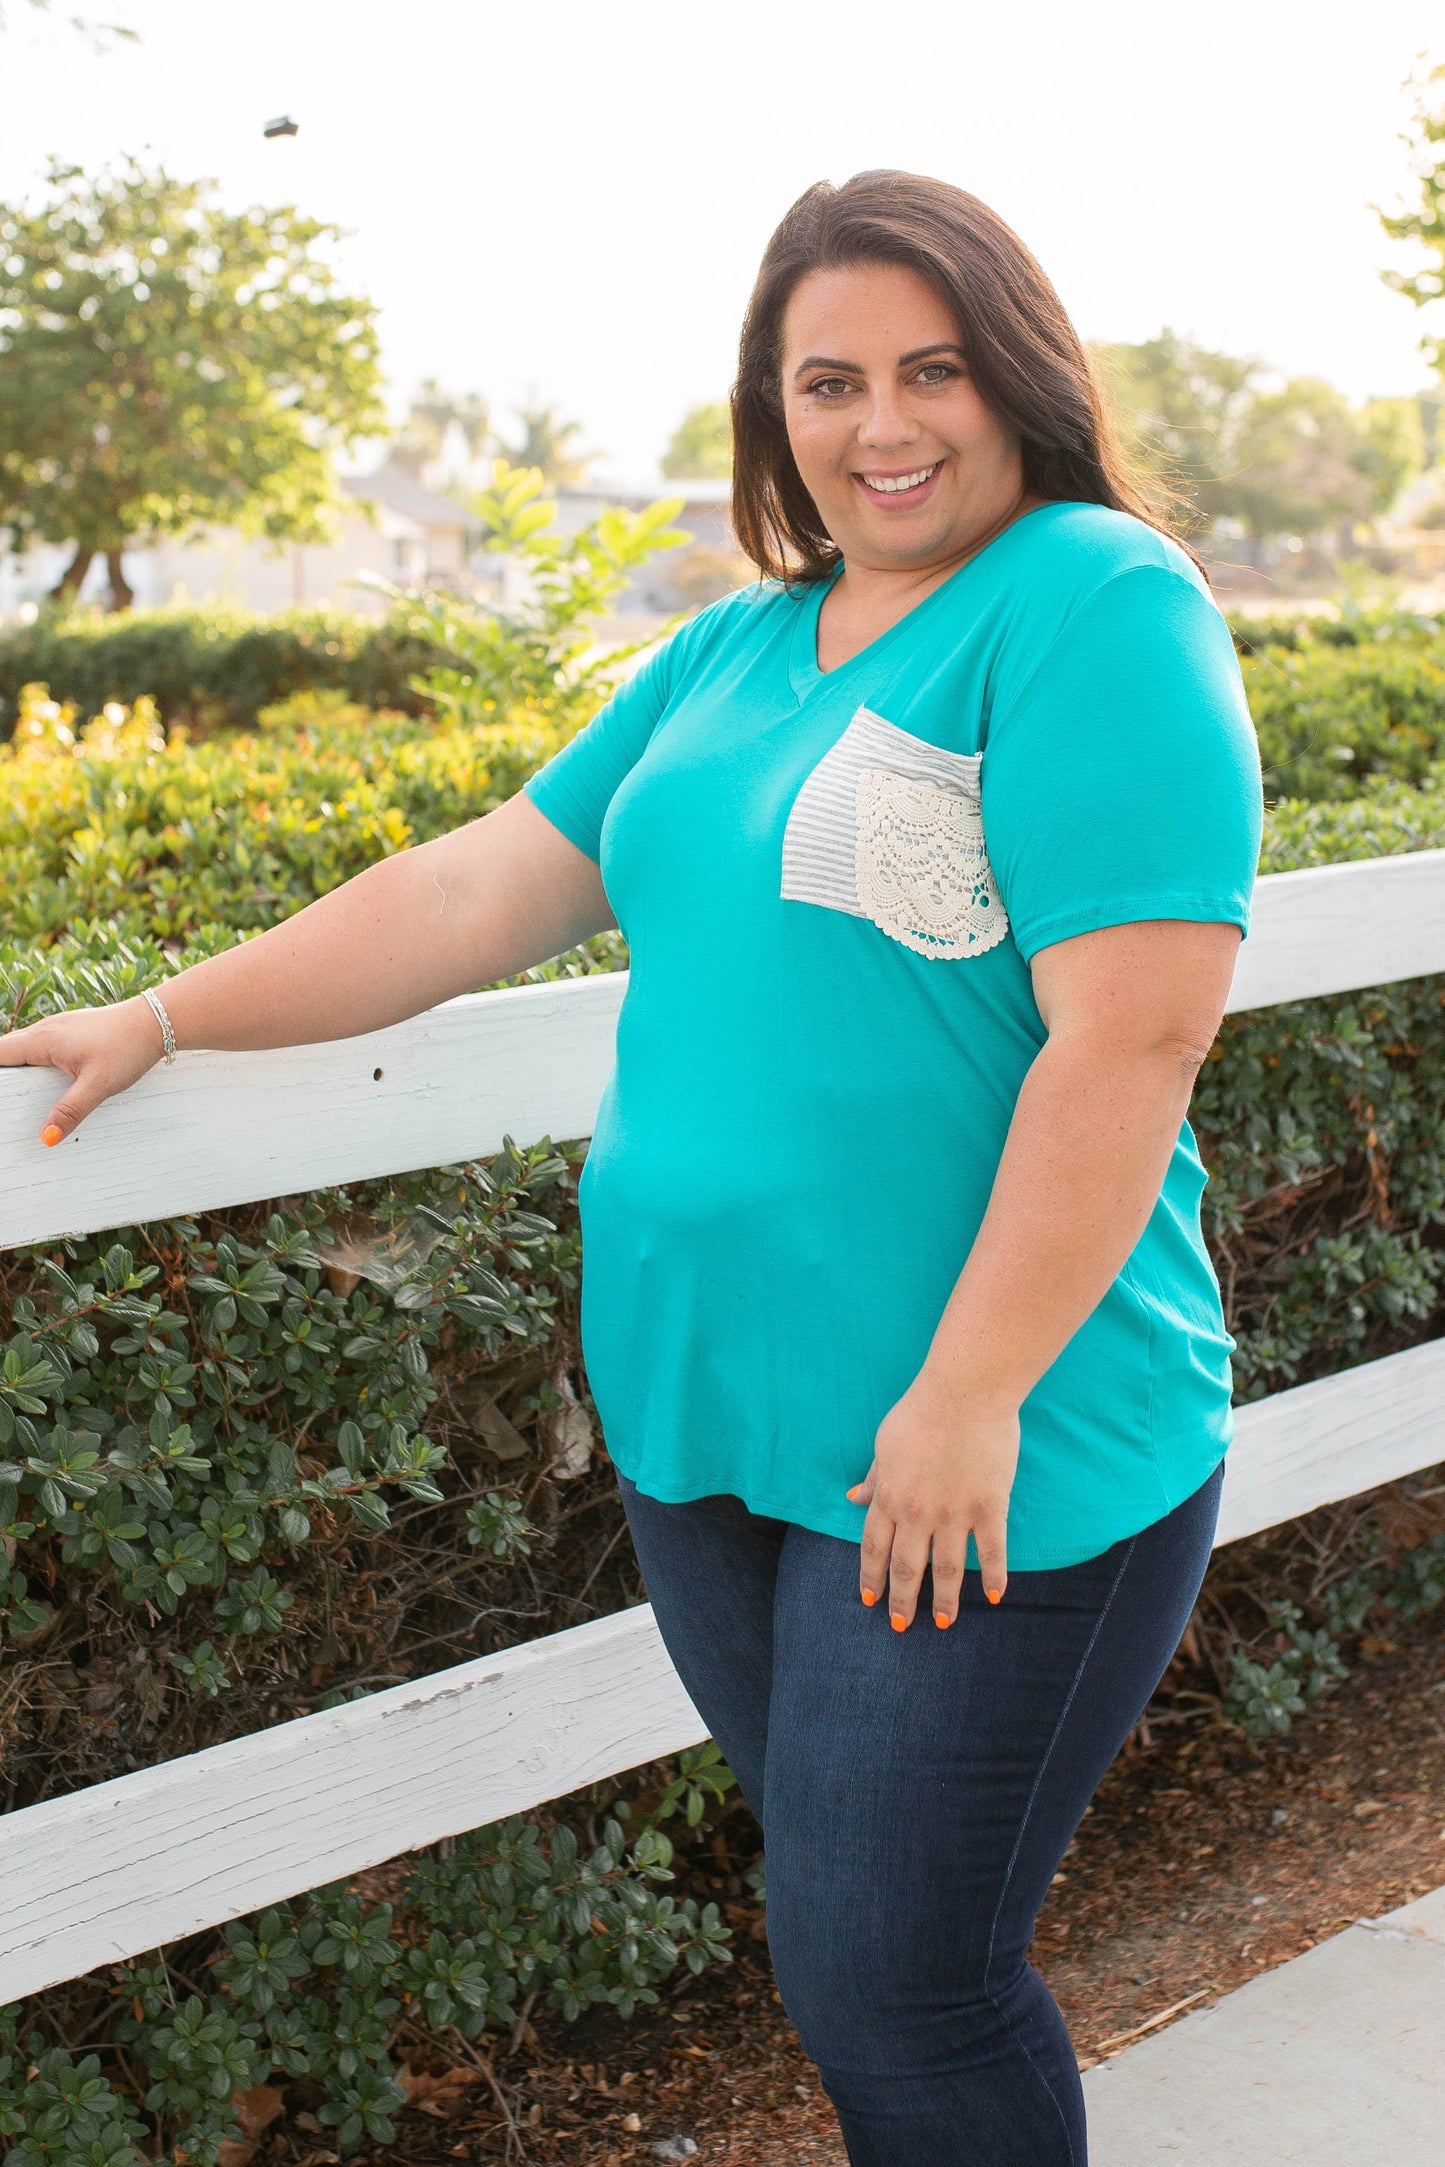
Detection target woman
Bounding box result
[2,171,1262,2164]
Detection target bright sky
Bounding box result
[1,0,1441,481]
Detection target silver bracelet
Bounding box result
[141,986,178,1065]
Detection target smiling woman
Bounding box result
[731,169,1186,593]
[518,170,1263,2165]
[0,167,1263,2167]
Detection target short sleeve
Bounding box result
[981,566,1263,964]
[521,631,681,863]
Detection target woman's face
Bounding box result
[779,259,1027,576]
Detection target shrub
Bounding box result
[0,682,566,948]
[5,555,1445,2149]
[0,605,447,740]
[395,458,688,735]
[1198,763,1445,1404]
[0,1795,732,2165]
[1241,638,1445,800]
[0,457,690,747]
[0,482,714,2161]
[1229,603,1445,654]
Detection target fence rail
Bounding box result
[3,848,1445,2004]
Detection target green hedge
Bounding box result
[0,605,450,738]
[1242,638,1445,800]
[6,597,1445,799]
[5,658,1445,2159]
[0,686,565,946]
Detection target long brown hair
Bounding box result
[730,169,1191,584]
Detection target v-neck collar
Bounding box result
[785,499,1066,704]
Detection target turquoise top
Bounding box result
[522,501,1263,1568]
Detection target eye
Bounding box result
[805,375,854,398]
[914,362,959,386]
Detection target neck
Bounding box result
[835,482,1042,611]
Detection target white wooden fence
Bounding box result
[3,848,1445,2005]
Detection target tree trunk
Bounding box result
[104,550,135,612]
[49,546,95,601]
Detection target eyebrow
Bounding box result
[792,342,964,380]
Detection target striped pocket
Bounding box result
[781,705,1008,960]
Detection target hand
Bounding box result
[847,1369,1020,1629]
[0,997,167,1145]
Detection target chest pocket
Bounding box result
[780,704,1008,960]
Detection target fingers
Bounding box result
[0,1024,45,1067]
[858,1499,893,1613]
[40,1070,107,1145]
[928,1531,969,1629]
[4,1001,164,1145]
[0,1025,85,1144]
[860,1513,1008,1629]
[974,1511,1009,1606]
[845,1460,877,1507]
[885,1512,932,1632]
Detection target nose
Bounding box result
[856,379,921,452]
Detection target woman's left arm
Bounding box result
[853,915,1241,1628]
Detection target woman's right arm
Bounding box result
[0,792,613,1144]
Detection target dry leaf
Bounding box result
[216,2083,287,2166]
[397,2064,484,2117]
[548,1369,594,1481]
[451,1376,531,1461]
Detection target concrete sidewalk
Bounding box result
[1082,1885,1445,2163]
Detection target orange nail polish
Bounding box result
[845,1484,863,1500]
[934,1610,951,1629]
[860,1588,878,1607]
[986,1588,1003,1605]
[40,1124,62,1147]
[891,1612,908,1632]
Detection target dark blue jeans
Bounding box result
[616,1458,1224,2167]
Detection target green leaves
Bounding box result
[0,157,386,566]
[214,1569,292,1637]
[1378,61,1445,378]
[392,458,690,740]
[0,2044,146,2167]
[166,1641,231,1699]
[0,1756,739,2156]
[465,1489,534,1558]
[0,1128,576,1690]
[649,1741,739,1829]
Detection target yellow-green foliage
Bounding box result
[0,682,562,947]
[1241,638,1445,801]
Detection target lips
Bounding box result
[855,461,942,500]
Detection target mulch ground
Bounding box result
[268,1604,1445,2166]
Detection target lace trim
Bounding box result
[853,767,1009,960]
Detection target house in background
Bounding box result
[551,478,744,617]
[0,471,746,625]
[131,469,476,616]
[0,468,477,621]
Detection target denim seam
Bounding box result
[981,1531,1140,2166]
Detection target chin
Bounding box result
[858,520,955,566]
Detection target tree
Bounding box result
[0,158,386,608]
[1091,329,1258,529]
[1379,60,1445,379]
[661,400,732,480]
[1096,333,1423,545]
[1227,377,1386,542]
[390,380,492,480]
[1355,396,1428,514]
[0,0,135,45]
[497,403,594,487]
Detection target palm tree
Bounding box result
[498,403,595,487]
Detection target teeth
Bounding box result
[860,465,938,494]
